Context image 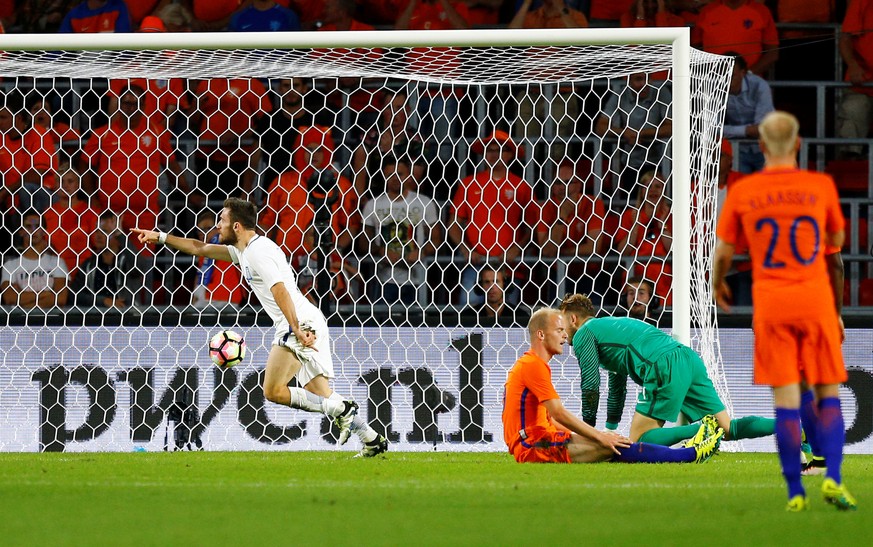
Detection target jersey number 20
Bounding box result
[755,216,820,268]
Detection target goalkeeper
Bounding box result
[559,293,775,446]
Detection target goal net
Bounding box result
[0,29,733,452]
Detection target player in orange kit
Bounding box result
[713,111,856,511]
[502,308,723,464]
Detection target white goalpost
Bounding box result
[0,29,733,452]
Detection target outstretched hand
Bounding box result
[599,430,632,455]
[130,228,159,246]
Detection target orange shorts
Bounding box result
[511,429,571,464]
[753,318,847,387]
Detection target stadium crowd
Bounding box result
[0,0,871,319]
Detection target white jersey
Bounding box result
[227,235,321,331]
[1,254,68,292]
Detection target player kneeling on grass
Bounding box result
[132,198,387,458]
[560,294,776,449]
[502,308,723,464]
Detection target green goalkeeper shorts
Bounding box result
[635,346,726,423]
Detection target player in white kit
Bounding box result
[132,198,388,457]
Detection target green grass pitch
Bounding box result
[1,451,870,546]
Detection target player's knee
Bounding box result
[262,383,287,404]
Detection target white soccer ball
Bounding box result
[209,330,246,368]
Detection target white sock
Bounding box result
[288,387,345,417]
[330,392,378,442]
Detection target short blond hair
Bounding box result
[528,307,559,337]
[759,111,799,157]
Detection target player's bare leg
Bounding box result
[628,412,664,442]
[567,434,617,463]
[303,374,332,398]
[262,346,352,420]
[262,345,302,405]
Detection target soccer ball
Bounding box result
[209,330,246,368]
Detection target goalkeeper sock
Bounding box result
[329,392,378,443]
[288,387,345,417]
[799,389,821,455]
[775,407,805,500]
[638,424,700,446]
[613,442,695,463]
[728,416,775,440]
[817,397,845,484]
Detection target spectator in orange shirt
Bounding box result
[535,161,606,305]
[713,111,855,511]
[189,78,272,201]
[692,0,779,76]
[191,210,245,310]
[620,0,686,28]
[509,0,588,28]
[108,75,188,130]
[27,94,80,158]
[836,0,873,159]
[44,166,99,276]
[464,0,502,27]
[615,170,673,305]
[0,98,59,214]
[448,130,535,307]
[80,84,191,237]
[260,125,360,265]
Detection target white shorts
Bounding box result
[273,313,335,386]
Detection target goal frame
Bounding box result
[0,26,695,343]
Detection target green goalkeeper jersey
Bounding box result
[571,316,682,427]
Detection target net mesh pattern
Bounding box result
[0,40,732,452]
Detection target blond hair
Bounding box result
[759,111,800,158]
[528,308,559,337]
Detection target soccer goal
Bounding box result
[0,29,733,452]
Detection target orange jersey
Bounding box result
[693,0,778,69]
[502,351,561,454]
[716,167,845,321]
[82,116,172,233]
[260,170,358,258]
[450,170,534,256]
[44,200,99,274]
[109,78,189,127]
